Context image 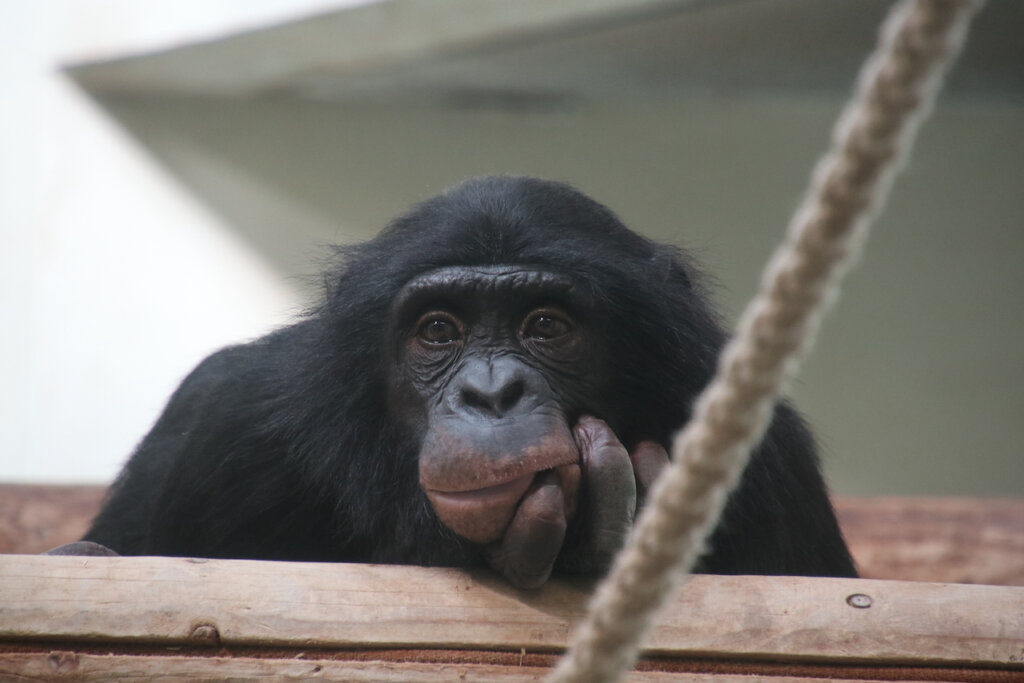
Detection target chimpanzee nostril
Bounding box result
[460,386,490,413]
[457,359,532,418]
[498,380,525,413]
[460,379,526,417]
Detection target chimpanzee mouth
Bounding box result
[425,473,534,510]
[418,416,581,544]
[423,460,581,546]
[423,472,537,544]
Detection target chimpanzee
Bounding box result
[60,176,856,587]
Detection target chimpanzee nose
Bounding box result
[457,358,530,418]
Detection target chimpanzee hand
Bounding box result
[484,416,669,588]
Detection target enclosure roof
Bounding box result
[67,0,1022,105]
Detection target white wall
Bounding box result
[0,2,346,482]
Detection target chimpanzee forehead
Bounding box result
[393,266,584,313]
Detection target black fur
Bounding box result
[85,176,856,578]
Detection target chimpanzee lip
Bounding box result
[424,473,537,544]
[425,473,534,500]
[419,441,578,494]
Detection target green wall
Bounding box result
[103,94,1024,496]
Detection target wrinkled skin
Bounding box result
[389,265,669,586]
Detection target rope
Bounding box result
[548,2,984,681]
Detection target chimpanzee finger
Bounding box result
[555,460,582,520]
[485,470,567,589]
[567,416,636,572]
[630,440,669,504]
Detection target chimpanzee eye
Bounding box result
[522,310,572,341]
[417,315,462,345]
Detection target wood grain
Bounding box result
[1,555,1022,669]
[0,484,105,555]
[0,651,911,683]
[836,496,1024,586]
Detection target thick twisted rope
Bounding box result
[548,2,984,681]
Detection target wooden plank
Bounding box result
[3,485,1021,586]
[2,652,906,683]
[835,496,1024,586]
[0,484,106,555]
[1,555,1022,670]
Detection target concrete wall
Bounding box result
[95,96,1024,497]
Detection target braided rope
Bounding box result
[548,2,984,681]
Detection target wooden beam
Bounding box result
[2,487,1023,678]
[835,496,1024,586]
[1,651,931,683]
[2,555,1022,678]
[0,484,105,555]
